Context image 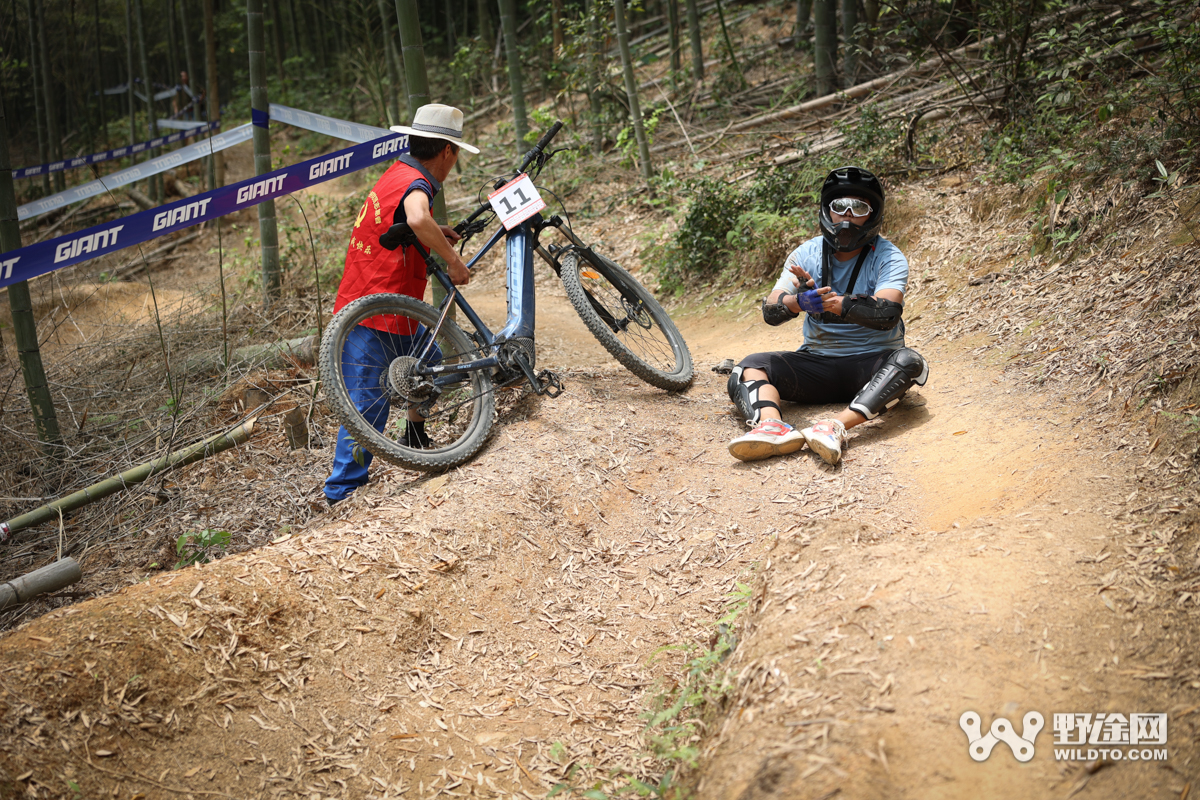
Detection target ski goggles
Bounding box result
[829,197,873,218]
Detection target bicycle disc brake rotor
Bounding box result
[621,296,654,330]
[386,356,436,402]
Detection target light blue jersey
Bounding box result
[772,236,909,356]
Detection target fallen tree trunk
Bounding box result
[181,334,316,375]
[0,558,82,611]
[0,418,256,542]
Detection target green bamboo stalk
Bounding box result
[204,0,223,189]
[166,0,180,97]
[714,0,745,89]
[0,94,62,461]
[376,0,402,126]
[125,0,137,158]
[585,0,604,154]
[0,420,256,541]
[841,0,857,83]
[36,0,63,192]
[248,0,282,302]
[25,0,50,196]
[394,0,445,228]
[93,0,108,141]
[796,0,812,49]
[286,0,302,62]
[394,0,451,319]
[496,0,528,152]
[178,0,198,120]
[667,0,681,75]
[269,0,286,83]
[133,0,160,202]
[813,0,837,95]
[684,0,704,82]
[614,0,652,181]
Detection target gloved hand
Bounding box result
[796,289,824,315]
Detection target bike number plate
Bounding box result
[488,173,547,231]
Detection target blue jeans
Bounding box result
[324,324,441,503]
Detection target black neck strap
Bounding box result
[822,239,872,296]
[819,240,874,325]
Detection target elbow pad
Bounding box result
[841,295,904,331]
[761,298,800,327]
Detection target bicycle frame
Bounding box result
[415,212,589,385]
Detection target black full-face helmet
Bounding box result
[818,165,885,252]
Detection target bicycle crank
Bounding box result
[510,350,564,397]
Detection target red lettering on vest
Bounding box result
[333,161,433,335]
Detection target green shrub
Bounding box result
[654,159,836,291]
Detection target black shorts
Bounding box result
[737,349,889,405]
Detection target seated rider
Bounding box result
[727,165,929,466]
[323,104,479,506]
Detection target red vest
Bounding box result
[333,159,436,334]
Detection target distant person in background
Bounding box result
[725,166,929,466]
[178,71,193,120]
[323,104,479,506]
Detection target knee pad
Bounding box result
[727,366,779,425]
[849,348,929,420]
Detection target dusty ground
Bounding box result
[2,236,1198,798]
[2,57,1198,796]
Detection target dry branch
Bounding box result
[0,419,256,541]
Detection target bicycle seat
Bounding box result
[379,222,420,251]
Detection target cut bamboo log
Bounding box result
[0,418,256,542]
[181,334,316,375]
[0,558,82,611]
[126,187,156,210]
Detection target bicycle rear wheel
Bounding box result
[559,248,694,391]
[318,293,495,472]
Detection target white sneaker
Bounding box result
[802,419,847,465]
[729,418,806,462]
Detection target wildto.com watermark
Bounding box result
[959,710,1168,763]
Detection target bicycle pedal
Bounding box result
[536,370,564,397]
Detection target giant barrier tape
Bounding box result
[12,121,222,181]
[0,132,411,290]
[17,124,253,221]
[269,103,391,144]
[156,119,207,131]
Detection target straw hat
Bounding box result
[389,104,480,154]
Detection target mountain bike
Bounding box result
[318,121,694,472]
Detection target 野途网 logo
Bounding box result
[960,709,1169,763]
[959,711,1043,762]
[1052,713,1168,762]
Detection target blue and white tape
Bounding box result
[17,124,253,221]
[269,103,391,144]
[156,119,207,131]
[0,132,410,290]
[12,121,222,181]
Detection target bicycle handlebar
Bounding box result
[454,119,565,237]
[519,120,564,175]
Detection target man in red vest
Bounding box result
[324,104,480,506]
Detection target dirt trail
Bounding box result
[0,225,1194,799]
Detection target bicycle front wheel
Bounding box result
[318,293,495,472]
[560,248,694,391]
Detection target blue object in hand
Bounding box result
[797,289,824,315]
